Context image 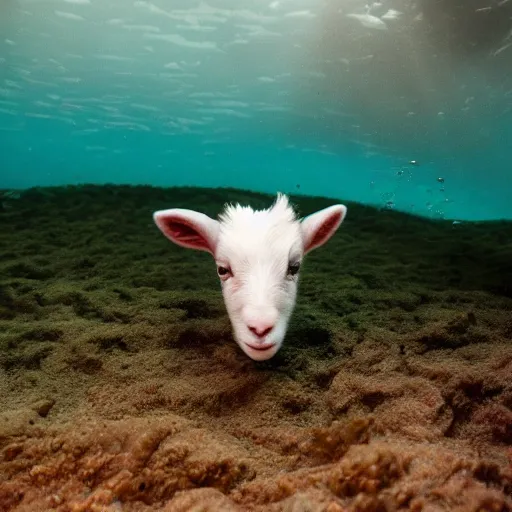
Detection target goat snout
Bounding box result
[248,324,274,338]
[243,306,278,339]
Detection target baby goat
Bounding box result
[153,193,347,361]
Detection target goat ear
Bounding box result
[301,204,347,255]
[153,208,219,255]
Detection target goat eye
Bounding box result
[217,266,231,278]
[287,262,300,277]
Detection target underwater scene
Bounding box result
[1,0,512,511]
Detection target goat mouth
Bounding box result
[244,342,274,351]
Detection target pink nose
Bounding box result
[248,324,274,338]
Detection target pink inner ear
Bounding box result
[309,211,342,250]
[164,218,211,252]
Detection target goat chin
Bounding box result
[231,319,289,361]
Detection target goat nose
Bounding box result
[248,324,274,338]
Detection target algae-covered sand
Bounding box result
[0,185,511,511]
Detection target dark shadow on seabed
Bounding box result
[0,185,511,511]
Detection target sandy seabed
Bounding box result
[0,185,511,512]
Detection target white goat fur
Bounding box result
[153,193,347,361]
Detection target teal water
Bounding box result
[1,0,511,220]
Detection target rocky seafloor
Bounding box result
[0,185,511,511]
